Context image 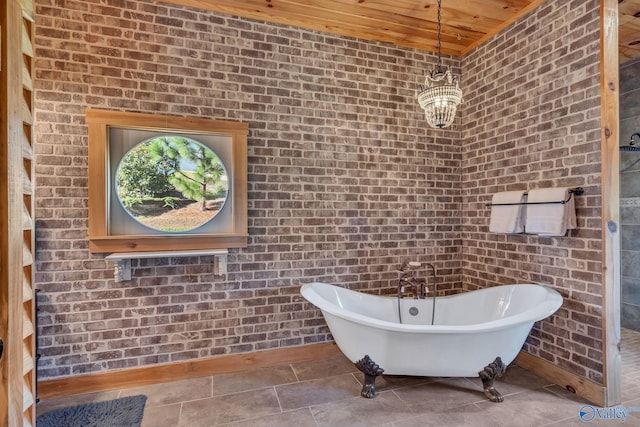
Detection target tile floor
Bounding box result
[37,329,640,426]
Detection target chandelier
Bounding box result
[417,0,463,129]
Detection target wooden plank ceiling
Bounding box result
[162,0,639,62]
[620,0,640,63]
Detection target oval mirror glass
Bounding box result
[115,136,228,232]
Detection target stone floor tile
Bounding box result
[550,396,640,427]
[291,354,359,381]
[392,377,486,412]
[543,408,638,427]
[542,384,601,407]
[220,408,318,427]
[276,373,362,411]
[492,365,555,397]
[140,402,181,427]
[120,376,212,406]
[392,402,507,427]
[178,387,281,427]
[211,364,298,396]
[370,374,439,393]
[473,387,590,427]
[309,391,415,427]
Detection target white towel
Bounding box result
[489,191,527,234]
[525,188,577,236]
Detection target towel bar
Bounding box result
[485,187,584,207]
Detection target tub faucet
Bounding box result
[397,261,438,325]
[399,275,426,299]
[397,262,426,299]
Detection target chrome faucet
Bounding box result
[397,261,438,325]
[397,261,426,299]
[398,274,426,299]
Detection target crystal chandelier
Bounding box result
[417,0,463,129]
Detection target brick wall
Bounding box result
[34,0,463,378]
[461,0,604,383]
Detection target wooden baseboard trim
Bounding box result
[38,342,342,400]
[515,351,606,406]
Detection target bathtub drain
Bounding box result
[409,307,419,316]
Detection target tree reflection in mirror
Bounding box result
[115,135,228,232]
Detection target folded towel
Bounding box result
[489,191,527,234]
[525,187,577,236]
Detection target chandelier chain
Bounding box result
[436,0,442,72]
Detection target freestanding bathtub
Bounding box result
[300,281,563,401]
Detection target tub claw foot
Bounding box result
[355,355,384,398]
[479,357,506,403]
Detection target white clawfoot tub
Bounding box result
[300,282,563,401]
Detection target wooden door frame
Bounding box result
[0,2,23,424]
[601,0,622,407]
[1,0,37,424]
